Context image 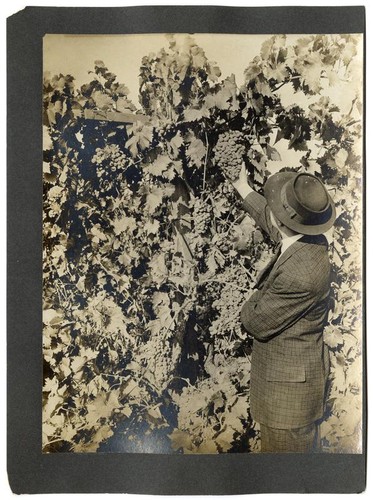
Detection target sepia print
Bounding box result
[42,33,363,454]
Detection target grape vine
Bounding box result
[43,34,363,454]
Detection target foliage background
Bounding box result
[43,33,363,453]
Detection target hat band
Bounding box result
[280,184,332,226]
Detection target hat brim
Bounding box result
[264,172,336,236]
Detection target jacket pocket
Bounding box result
[266,366,306,383]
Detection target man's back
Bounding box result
[241,234,331,428]
[233,167,336,451]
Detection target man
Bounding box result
[232,165,336,453]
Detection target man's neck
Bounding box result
[280,233,303,254]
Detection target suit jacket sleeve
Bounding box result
[240,269,317,341]
[241,191,281,243]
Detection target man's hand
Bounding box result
[232,162,253,199]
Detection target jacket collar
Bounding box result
[275,233,328,270]
[280,233,303,255]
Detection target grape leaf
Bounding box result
[244,57,262,82]
[183,107,210,123]
[126,123,154,156]
[186,137,206,167]
[112,215,137,236]
[91,90,113,110]
[148,253,168,285]
[207,63,222,82]
[335,148,349,173]
[43,377,58,393]
[266,144,282,161]
[169,429,193,452]
[91,225,107,242]
[146,184,175,213]
[323,325,344,349]
[146,155,172,177]
[143,219,160,235]
[115,83,131,96]
[169,132,183,156]
[116,96,136,113]
[196,440,218,454]
[325,68,340,87]
[85,391,121,424]
[70,356,87,375]
[341,40,358,67]
[297,52,324,94]
[251,75,272,98]
[206,252,218,274]
[204,75,238,111]
[94,60,106,69]
[43,308,63,326]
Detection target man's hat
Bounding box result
[263,171,336,235]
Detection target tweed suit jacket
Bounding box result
[241,191,331,429]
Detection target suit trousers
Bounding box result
[260,422,320,453]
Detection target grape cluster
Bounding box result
[153,340,172,374]
[210,285,244,338]
[159,239,175,253]
[214,181,236,206]
[220,182,235,195]
[191,197,211,235]
[214,131,245,181]
[122,185,134,204]
[188,233,205,259]
[144,336,176,391]
[213,232,230,253]
[92,144,129,177]
[223,266,251,290]
[208,266,252,339]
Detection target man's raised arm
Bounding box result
[232,164,281,243]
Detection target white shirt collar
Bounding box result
[280,233,303,255]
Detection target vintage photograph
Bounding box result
[42,33,363,454]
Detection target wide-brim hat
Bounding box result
[263,171,336,235]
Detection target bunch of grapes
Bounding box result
[142,336,176,391]
[220,182,235,196]
[213,232,230,253]
[210,285,245,338]
[214,131,246,181]
[191,197,212,235]
[208,266,252,339]
[222,265,252,290]
[213,181,237,208]
[92,144,129,177]
[188,232,205,259]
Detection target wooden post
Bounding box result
[83,109,147,124]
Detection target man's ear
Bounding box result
[270,210,283,229]
[275,216,284,228]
